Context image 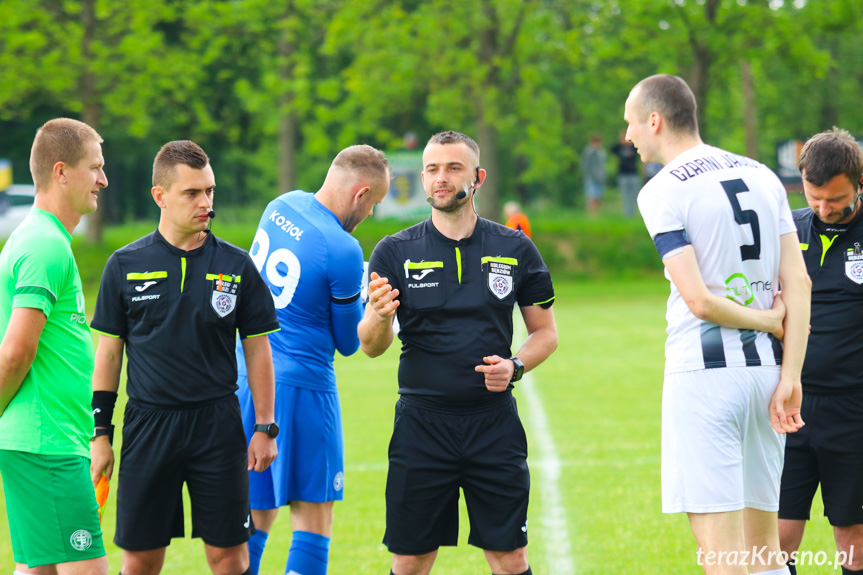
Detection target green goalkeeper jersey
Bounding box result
[0,208,94,458]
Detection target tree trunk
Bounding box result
[277,3,298,194]
[741,60,759,160]
[474,103,500,223]
[81,0,103,243]
[690,43,711,140]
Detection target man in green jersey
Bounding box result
[0,118,109,574]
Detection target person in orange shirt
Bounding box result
[504,201,532,238]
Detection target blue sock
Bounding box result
[248,529,269,575]
[285,530,330,575]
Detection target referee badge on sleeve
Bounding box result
[845,248,863,284]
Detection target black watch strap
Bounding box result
[92,425,114,445]
[254,422,279,438]
[510,357,525,383]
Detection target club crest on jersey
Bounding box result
[208,273,240,317]
[845,250,863,284]
[211,292,237,317]
[487,261,514,300]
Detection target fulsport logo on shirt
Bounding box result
[131,294,161,302]
[135,280,158,292]
[403,259,443,288]
[411,268,434,280]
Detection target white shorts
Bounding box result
[661,366,785,514]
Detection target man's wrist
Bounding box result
[509,357,525,383]
[91,425,114,445]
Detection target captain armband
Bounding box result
[92,391,118,429]
[653,229,691,259]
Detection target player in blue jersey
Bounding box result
[236,145,390,575]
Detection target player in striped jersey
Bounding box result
[625,74,811,575]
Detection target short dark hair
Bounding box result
[633,74,699,136]
[153,140,210,189]
[331,144,390,182]
[798,127,863,189]
[426,131,481,164]
[30,118,103,189]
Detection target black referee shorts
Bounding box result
[779,392,863,527]
[383,396,530,555]
[114,396,253,551]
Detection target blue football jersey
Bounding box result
[236,191,364,392]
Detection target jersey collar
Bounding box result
[154,227,214,257]
[427,216,484,246]
[30,207,73,243]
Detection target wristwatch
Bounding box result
[91,425,114,445]
[509,357,525,383]
[254,423,280,438]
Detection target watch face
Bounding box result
[268,423,279,438]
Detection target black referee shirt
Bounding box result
[91,229,279,406]
[794,208,863,395]
[368,217,554,410]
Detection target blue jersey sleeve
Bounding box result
[328,239,364,356]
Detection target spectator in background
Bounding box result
[611,130,642,217]
[581,134,607,218]
[504,201,532,238]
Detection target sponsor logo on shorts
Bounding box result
[333,471,344,491]
[70,529,92,551]
[521,519,528,533]
[244,514,250,529]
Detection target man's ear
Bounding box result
[354,185,371,204]
[151,186,166,208]
[52,161,67,184]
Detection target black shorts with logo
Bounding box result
[383,395,530,555]
[779,392,863,526]
[115,395,253,550]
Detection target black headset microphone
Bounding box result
[842,196,860,218]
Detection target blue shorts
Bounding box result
[237,376,345,508]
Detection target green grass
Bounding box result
[0,277,841,574]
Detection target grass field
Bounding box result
[0,277,842,574]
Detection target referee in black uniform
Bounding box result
[89,141,280,575]
[359,131,558,575]
[778,128,863,574]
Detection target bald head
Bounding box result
[326,145,390,186]
[630,74,699,137]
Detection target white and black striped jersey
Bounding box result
[638,144,796,374]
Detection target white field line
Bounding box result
[514,318,575,574]
[520,366,576,574]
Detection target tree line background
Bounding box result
[0,0,861,242]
